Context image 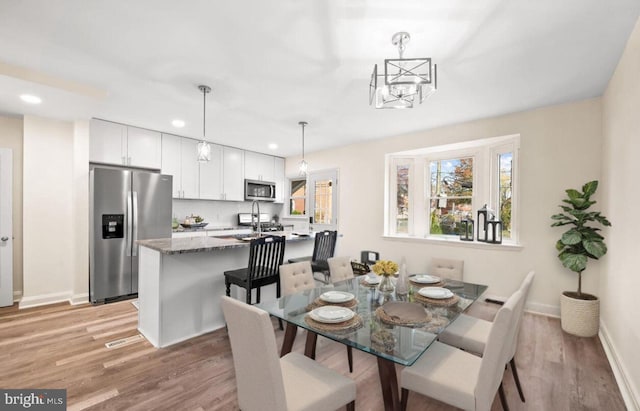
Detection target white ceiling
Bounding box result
[0,0,638,157]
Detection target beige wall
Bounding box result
[0,115,24,298]
[602,15,640,410]
[288,98,603,315]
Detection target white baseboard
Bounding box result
[526,301,560,317]
[70,293,89,305]
[600,322,640,411]
[13,290,22,302]
[19,291,71,309]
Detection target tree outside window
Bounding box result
[428,158,473,236]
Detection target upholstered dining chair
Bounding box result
[400,290,523,411]
[327,256,355,283]
[224,235,286,304]
[437,270,535,402]
[429,257,464,281]
[279,261,354,372]
[221,296,356,411]
[289,230,338,283]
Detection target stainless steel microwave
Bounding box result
[245,179,276,202]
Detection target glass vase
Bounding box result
[378,275,395,293]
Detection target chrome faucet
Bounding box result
[251,200,261,237]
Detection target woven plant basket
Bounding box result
[560,292,599,337]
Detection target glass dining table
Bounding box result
[256,275,488,411]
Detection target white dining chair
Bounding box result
[400,289,522,411]
[327,256,355,283]
[279,261,354,372]
[221,296,356,411]
[438,270,535,402]
[429,257,464,281]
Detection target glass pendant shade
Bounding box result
[197,140,211,162]
[299,159,308,176]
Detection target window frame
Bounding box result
[385,134,520,245]
[287,177,307,218]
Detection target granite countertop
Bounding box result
[172,225,246,233]
[137,232,314,255]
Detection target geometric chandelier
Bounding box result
[369,32,437,109]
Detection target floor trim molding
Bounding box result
[600,322,640,411]
[18,291,90,309]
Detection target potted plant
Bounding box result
[551,180,611,337]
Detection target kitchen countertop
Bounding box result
[172,225,246,233]
[137,231,313,255]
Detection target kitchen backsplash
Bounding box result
[173,199,283,227]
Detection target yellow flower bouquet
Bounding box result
[371,260,398,277]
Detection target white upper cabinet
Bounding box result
[161,134,199,199]
[223,147,244,201]
[90,119,161,169]
[244,151,275,182]
[274,157,285,203]
[199,143,223,200]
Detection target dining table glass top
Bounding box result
[256,275,488,366]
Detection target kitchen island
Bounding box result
[136,232,314,348]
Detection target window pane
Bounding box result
[289,179,306,215]
[428,158,473,236]
[313,179,332,224]
[498,152,512,238]
[396,164,410,234]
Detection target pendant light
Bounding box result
[197,85,212,162]
[298,121,308,176]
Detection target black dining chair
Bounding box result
[289,230,338,283]
[224,235,286,305]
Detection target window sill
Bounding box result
[382,235,523,251]
[281,215,308,220]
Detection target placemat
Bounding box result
[304,313,364,333]
[409,279,446,288]
[306,297,358,311]
[375,302,432,327]
[359,278,381,288]
[414,293,460,307]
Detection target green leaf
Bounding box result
[559,252,587,273]
[583,239,607,258]
[556,240,565,251]
[594,214,612,226]
[566,189,582,200]
[561,229,582,245]
[582,180,598,197]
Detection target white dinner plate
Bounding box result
[418,287,454,299]
[320,291,355,303]
[364,276,381,285]
[309,306,355,323]
[411,274,441,284]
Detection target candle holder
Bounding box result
[459,218,474,241]
[477,205,488,242]
[486,220,503,244]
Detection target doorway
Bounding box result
[307,169,338,231]
[0,148,13,307]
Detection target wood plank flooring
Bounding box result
[0,300,625,410]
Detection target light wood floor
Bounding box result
[0,300,625,411]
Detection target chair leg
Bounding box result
[278,318,284,331]
[256,287,261,304]
[510,357,526,402]
[498,382,509,411]
[347,346,353,373]
[246,288,251,304]
[225,280,231,297]
[346,400,355,411]
[400,388,409,411]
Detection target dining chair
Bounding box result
[429,257,464,281]
[437,270,535,402]
[279,261,354,372]
[288,230,338,283]
[400,290,522,411]
[224,235,286,305]
[327,256,355,283]
[221,296,356,411]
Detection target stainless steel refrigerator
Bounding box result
[90,167,172,303]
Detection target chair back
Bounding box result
[327,256,354,283]
[279,261,315,296]
[507,270,535,360]
[475,289,522,411]
[428,258,464,281]
[248,235,286,283]
[220,296,287,411]
[311,230,338,262]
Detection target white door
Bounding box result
[308,169,338,231]
[0,148,13,307]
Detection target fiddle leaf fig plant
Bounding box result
[551,180,611,298]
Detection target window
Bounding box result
[308,169,339,230]
[289,178,306,216]
[385,135,519,244]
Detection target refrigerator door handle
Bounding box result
[132,191,139,257]
[126,191,133,256]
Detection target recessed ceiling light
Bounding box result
[171,119,185,128]
[268,143,278,150]
[20,94,42,104]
